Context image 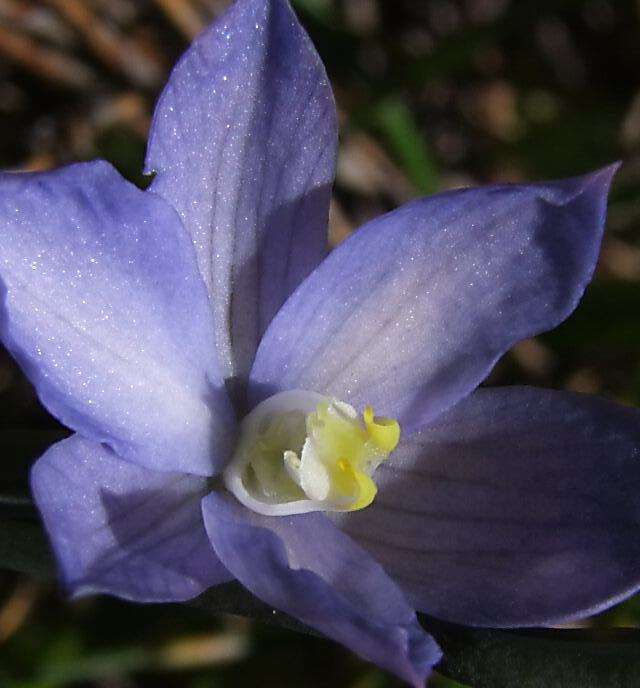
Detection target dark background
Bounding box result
[1,0,640,686]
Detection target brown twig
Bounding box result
[91,92,150,139]
[44,0,163,88]
[87,0,138,27]
[0,0,76,47]
[153,0,206,39]
[194,0,231,17]
[0,580,41,643]
[157,632,249,668]
[0,22,95,89]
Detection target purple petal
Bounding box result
[202,492,441,686]
[31,434,232,601]
[145,0,337,389]
[333,386,640,627]
[0,161,235,476]
[250,167,617,430]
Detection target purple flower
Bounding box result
[0,0,638,684]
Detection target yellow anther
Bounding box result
[363,405,401,454]
[331,457,378,511]
[350,471,377,511]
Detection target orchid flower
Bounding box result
[1,0,639,684]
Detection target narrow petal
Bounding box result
[145,0,338,390]
[0,161,235,476]
[250,167,617,431]
[31,435,232,601]
[202,492,441,686]
[333,386,640,627]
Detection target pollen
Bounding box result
[222,390,401,517]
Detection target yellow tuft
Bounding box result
[304,403,400,512]
[363,405,401,454]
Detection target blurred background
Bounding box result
[1,0,640,686]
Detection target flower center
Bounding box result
[223,390,400,516]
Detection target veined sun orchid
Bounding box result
[1,0,640,684]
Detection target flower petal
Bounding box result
[0,161,235,476]
[31,434,232,601]
[145,0,338,389]
[333,386,640,627]
[250,167,617,430]
[202,492,441,686]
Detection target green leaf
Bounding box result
[0,517,54,580]
[192,582,312,635]
[292,0,335,24]
[543,282,640,350]
[191,591,640,688]
[0,428,67,520]
[0,428,59,576]
[0,428,67,482]
[424,617,640,688]
[368,97,440,195]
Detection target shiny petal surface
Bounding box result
[202,492,441,686]
[251,168,616,430]
[334,386,640,627]
[146,0,337,388]
[31,435,232,601]
[0,161,235,476]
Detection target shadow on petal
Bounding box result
[31,435,231,603]
[333,386,640,627]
